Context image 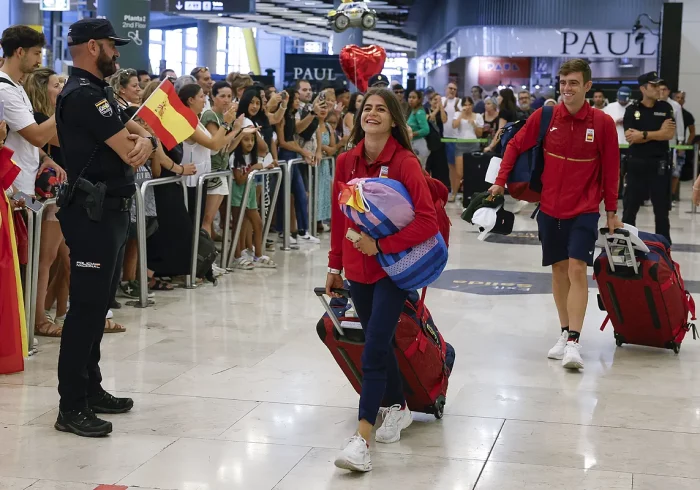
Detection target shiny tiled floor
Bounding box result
[4,188,700,490]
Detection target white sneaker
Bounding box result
[334,434,372,472]
[375,404,412,444]
[562,341,584,370]
[547,330,569,360]
[298,232,321,244]
[212,264,227,277]
[512,200,529,214]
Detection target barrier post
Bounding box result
[133,175,185,307]
[282,159,304,251]
[22,209,34,344]
[188,170,232,286]
[220,173,233,269]
[261,167,283,249]
[226,167,283,267]
[693,143,699,215]
[307,164,316,237]
[28,198,55,345]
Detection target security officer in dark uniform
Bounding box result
[55,18,156,437]
[622,71,676,243]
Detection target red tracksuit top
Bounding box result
[494,102,620,219]
[328,136,439,284]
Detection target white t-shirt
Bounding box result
[183,123,212,187]
[665,98,686,144]
[603,102,630,146]
[441,96,462,138]
[453,112,484,141]
[231,151,273,170]
[0,71,40,195]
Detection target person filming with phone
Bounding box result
[326,88,438,472]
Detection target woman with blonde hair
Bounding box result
[227,72,254,101]
[24,69,70,335]
[109,68,143,109]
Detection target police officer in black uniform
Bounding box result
[622,71,677,243]
[55,18,157,437]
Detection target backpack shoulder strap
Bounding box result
[0,78,16,88]
[537,105,554,144]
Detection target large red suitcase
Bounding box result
[314,287,455,418]
[593,228,696,353]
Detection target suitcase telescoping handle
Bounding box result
[314,287,350,336]
[599,227,639,275]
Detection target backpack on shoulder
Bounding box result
[499,105,554,202]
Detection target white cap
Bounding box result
[472,206,499,241]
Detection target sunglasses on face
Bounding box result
[394,90,405,95]
[191,66,209,77]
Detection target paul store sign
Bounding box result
[559,30,658,58]
[284,54,347,89]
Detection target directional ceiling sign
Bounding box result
[40,0,70,11]
[150,0,255,14]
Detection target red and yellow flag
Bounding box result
[134,80,198,150]
[0,146,27,374]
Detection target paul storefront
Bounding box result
[418,27,659,97]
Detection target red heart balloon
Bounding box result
[339,45,387,92]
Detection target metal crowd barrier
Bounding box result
[281,159,304,251]
[16,207,35,354]
[307,157,334,239]
[225,167,283,268]
[133,175,187,307]
[26,197,57,348]
[187,170,234,289]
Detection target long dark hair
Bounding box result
[499,88,517,115]
[231,131,259,169]
[178,83,203,108]
[348,92,363,115]
[284,88,298,119]
[237,87,269,127]
[351,88,413,151]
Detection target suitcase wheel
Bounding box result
[673,343,681,354]
[433,395,446,419]
[597,294,605,312]
[614,333,625,347]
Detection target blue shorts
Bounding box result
[673,152,686,178]
[445,142,456,165]
[537,211,599,267]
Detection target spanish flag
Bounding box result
[134,80,198,150]
[0,146,28,374]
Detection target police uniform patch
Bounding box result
[95,98,113,117]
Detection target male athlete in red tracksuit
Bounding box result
[490,58,622,371]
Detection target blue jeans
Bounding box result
[349,277,408,425]
[277,149,309,234]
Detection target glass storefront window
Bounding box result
[216,26,251,76]
[151,29,162,42]
[185,49,197,76]
[165,29,183,72]
[186,27,198,49]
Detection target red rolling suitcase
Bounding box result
[593,228,696,353]
[314,287,455,418]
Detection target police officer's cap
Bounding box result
[368,74,390,88]
[67,19,130,47]
[638,71,663,86]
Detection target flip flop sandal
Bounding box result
[234,257,255,270]
[254,256,277,268]
[35,321,62,337]
[104,319,126,334]
[149,278,175,291]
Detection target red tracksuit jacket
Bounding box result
[328,136,439,284]
[494,102,620,219]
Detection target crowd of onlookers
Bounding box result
[3,23,697,345]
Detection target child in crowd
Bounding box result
[229,129,277,269]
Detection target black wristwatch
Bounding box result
[147,136,158,152]
[643,130,648,140]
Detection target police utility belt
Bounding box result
[57,178,131,222]
[627,152,672,177]
[56,77,131,222]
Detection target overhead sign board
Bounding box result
[40,0,70,11]
[150,0,255,14]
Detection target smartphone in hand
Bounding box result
[12,191,43,213]
[345,228,361,243]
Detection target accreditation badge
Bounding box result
[585,128,595,143]
[380,166,389,178]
